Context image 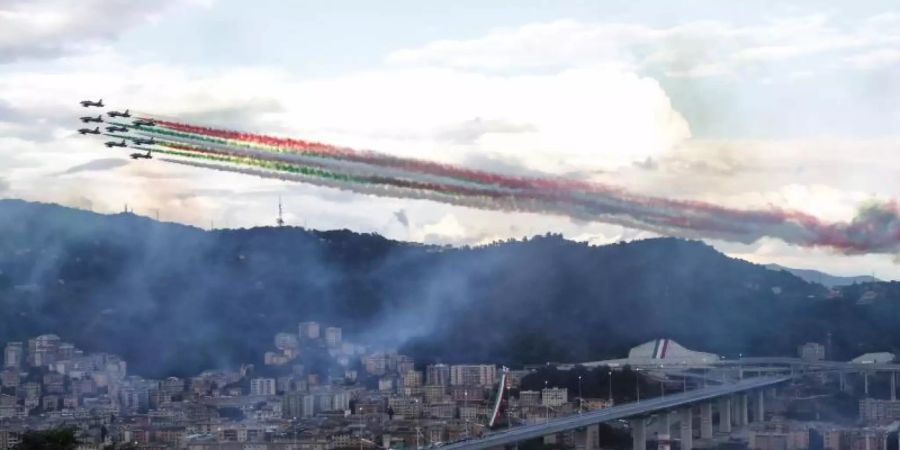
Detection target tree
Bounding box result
[14,426,78,450]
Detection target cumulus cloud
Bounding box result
[845,48,900,69]
[386,15,899,78]
[0,0,209,63]
[435,117,536,145]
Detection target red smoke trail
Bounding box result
[142,117,609,192]
[138,117,900,256]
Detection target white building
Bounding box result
[852,353,895,364]
[797,342,825,361]
[519,390,541,406]
[275,333,299,351]
[426,364,450,386]
[325,327,342,348]
[3,343,23,369]
[298,322,321,340]
[250,378,277,396]
[541,387,568,407]
[450,365,497,387]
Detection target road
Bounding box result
[438,376,791,450]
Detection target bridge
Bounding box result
[440,375,791,450]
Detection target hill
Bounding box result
[765,264,879,288]
[0,199,897,378]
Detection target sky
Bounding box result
[1,0,899,278]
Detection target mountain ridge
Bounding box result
[1,199,898,378]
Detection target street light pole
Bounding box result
[544,380,549,423]
[608,371,613,405]
[464,390,469,439]
[578,376,583,414]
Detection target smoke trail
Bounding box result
[119,116,900,256]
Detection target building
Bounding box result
[541,387,568,407]
[363,353,388,376]
[3,342,23,369]
[823,430,849,450]
[859,399,900,423]
[450,365,497,387]
[325,327,342,348]
[426,364,451,386]
[250,378,277,396]
[798,343,826,361]
[28,334,61,367]
[852,353,895,364]
[403,370,423,388]
[274,333,299,351]
[748,430,810,450]
[627,339,720,364]
[423,385,447,404]
[519,390,541,407]
[298,321,321,340]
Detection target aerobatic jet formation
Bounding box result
[80,115,103,123]
[79,99,104,107]
[104,139,127,148]
[130,150,153,160]
[78,126,101,135]
[106,125,128,133]
[107,109,131,118]
[132,137,156,146]
[132,119,156,127]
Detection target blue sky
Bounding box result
[1,0,899,278]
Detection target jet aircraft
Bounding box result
[104,139,127,148]
[132,137,156,145]
[106,125,128,133]
[78,126,101,135]
[80,115,103,123]
[108,109,131,118]
[80,99,104,107]
[132,119,156,127]
[130,150,152,160]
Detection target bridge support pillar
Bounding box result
[755,390,765,423]
[741,394,750,427]
[892,372,896,401]
[736,394,749,427]
[680,408,693,450]
[586,424,600,450]
[865,372,870,397]
[700,403,713,439]
[664,411,673,435]
[631,418,646,450]
[718,397,732,433]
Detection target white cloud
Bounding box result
[386,14,899,78]
[845,48,900,69]
[0,0,209,62]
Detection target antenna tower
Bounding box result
[277,197,285,227]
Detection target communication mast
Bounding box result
[277,196,285,227]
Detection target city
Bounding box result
[2,1,899,450]
[2,326,900,450]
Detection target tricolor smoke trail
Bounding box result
[108,116,900,256]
